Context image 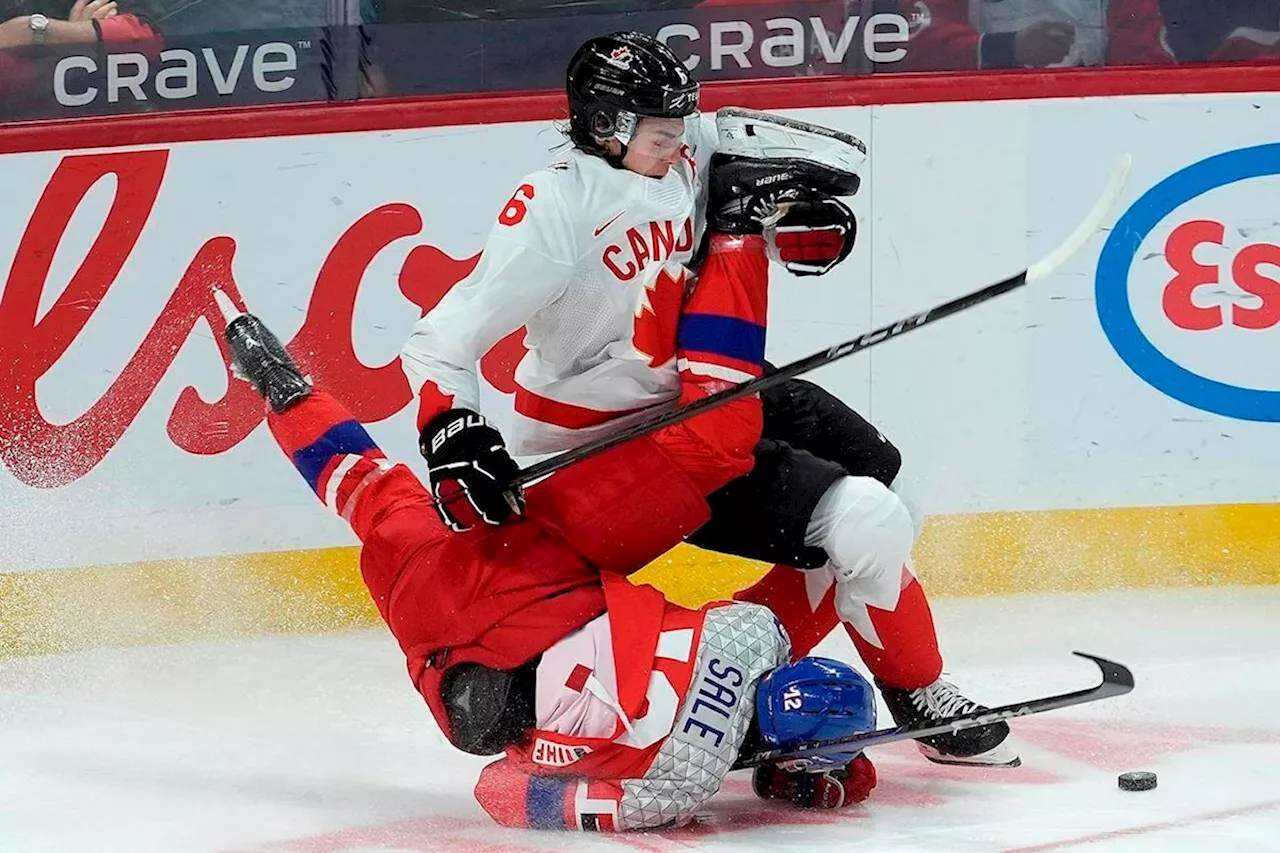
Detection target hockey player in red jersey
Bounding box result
[401,31,1017,767]
[217,223,877,831]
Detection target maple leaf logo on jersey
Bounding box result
[632,267,686,369]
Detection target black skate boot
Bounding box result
[876,677,1021,767]
[216,291,312,414]
[707,107,865,234]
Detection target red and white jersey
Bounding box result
[401,114,718,455]
[475,578,791,832]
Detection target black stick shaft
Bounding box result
[507,154,1132,488]
[733,652,1135,769]
[513,271,1026,487]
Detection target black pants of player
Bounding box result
[686,377,902,570]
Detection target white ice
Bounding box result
[3,587,1279,853]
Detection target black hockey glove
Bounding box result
[420,409,524,532]
[766,191,857,277]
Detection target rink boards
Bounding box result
[2,71,1279,656]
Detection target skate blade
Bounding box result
[716,107,866,152]
[917,740,1022,768]
[714,108,867,177]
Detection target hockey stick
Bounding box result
[511,154,1131,489]
[732,652,1135,770]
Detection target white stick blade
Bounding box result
[212,289,244,324]
[1026,153,1132,285]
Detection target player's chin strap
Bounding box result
[604,147,628,170]
[509,154,1133,489]
[735,652,1135,769]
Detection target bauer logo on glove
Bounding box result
[429,412,487,455]
[420,408,525,532]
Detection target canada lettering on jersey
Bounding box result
[602,218,695,282]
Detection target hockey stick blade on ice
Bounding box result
[512,154,1132,488]
[733,652,1135,770]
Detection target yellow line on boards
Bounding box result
[2,503,1276,659]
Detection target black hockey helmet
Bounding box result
[440,660,538,755]
[566,32,700,152]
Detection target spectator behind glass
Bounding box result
[875,0,1174,69]
[131,0,333,37]
[1,0,157,117]
[1161,0,1279,62]
[0,0,153,45]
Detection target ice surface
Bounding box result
[2,587,1278,852]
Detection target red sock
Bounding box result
[737,564,944,689]
[736,563,842,659]
[842,570,943,690]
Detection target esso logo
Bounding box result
[1161,219,1280,332]
[1096,144,1280,422]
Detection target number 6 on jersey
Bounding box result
[499,183,535,226]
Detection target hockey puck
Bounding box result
[1118,771,1157,791]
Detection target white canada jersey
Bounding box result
[401,114,718,455]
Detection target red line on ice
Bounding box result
[997,799,1280,853]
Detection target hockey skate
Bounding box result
[708,107,865,234]
[216,292,312,414]
[876,677,1021,767]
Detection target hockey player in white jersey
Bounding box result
[401,31,1017,767]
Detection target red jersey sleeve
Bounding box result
[265,389,421,543]
[97,14,157,42]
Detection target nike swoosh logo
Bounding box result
[594,210,626,237]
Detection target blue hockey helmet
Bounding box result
[756,657,876,749]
